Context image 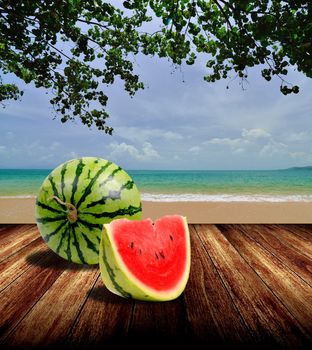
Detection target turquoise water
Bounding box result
[1,168,312,201]
[0,169,50,196]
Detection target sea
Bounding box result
[1,168,312,202]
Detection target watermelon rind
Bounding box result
[99,216,191,301]
[36,157,142,265]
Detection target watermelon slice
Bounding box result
[99,215,191,301]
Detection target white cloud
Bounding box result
[109,142,139,159]
[1,50,312,170]
[260,141,288,157]
[189,146,201,154]
[141,142,160,159]
[162,131,183,140]
[193,126,306,164]
[241,128,271,139]
[109,142,160,161]
[203,128,271,156]
[287,132,312,142]
[116,127,183,143]
[0,137,82,167]
[205,137,244,147]
[289,151,306,158]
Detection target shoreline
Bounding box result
[2,192,312,202]
[1,197,312,224]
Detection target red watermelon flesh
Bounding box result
[99,215,191,301]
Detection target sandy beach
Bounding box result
[0,197,312,224]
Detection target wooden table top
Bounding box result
[1,224,312,349]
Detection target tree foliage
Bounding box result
[0,0,311,132]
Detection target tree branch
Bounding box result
[212,0,233,30]
[47,42,71,60]
[77,18,109,30]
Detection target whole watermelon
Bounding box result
[36,157,142,264]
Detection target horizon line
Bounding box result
[0,166,309,171]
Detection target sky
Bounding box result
[1,49,312,170]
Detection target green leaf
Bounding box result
[292,85,299,94]
[0,0,308,132]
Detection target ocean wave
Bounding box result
[1,193,312,202]
[141,193,312,202]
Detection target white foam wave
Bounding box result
[1,193,312,202]
[141,193,312,202]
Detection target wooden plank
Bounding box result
[0,250,66,341]
[218,224,312,340]
[1,223,312,348]
[182,225,252,346]
[275,225,312,259]
[0,224,14,233]
[0,225,39,262]
[0,224,34,244]
[235,224,312,287]
[195,224,311,348]
[4,265,99,348]
[285,224,312,242]
[0,238,47,292]
[67,275,133,348]
[289,224,312,236]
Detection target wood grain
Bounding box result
[5,265,99,348]
[0,250,66,341]
[0,238,46,292]
[1,224,312,349]
[219,224,312,338]
[235,224,312,287]
[67,275,133,348]
[0,225,39,262]
[275,225,312,259]
[0,224,35,243]
[195,224,311,348]
[183,225,252,346]
[0,225,16,234]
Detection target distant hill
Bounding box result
[287,166,312,170]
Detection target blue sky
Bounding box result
[1,51,312,170]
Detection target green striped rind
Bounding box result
[99,225,153,300]
[36,157,142,265]
[99,217,191,301]
[99,232,132,299]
